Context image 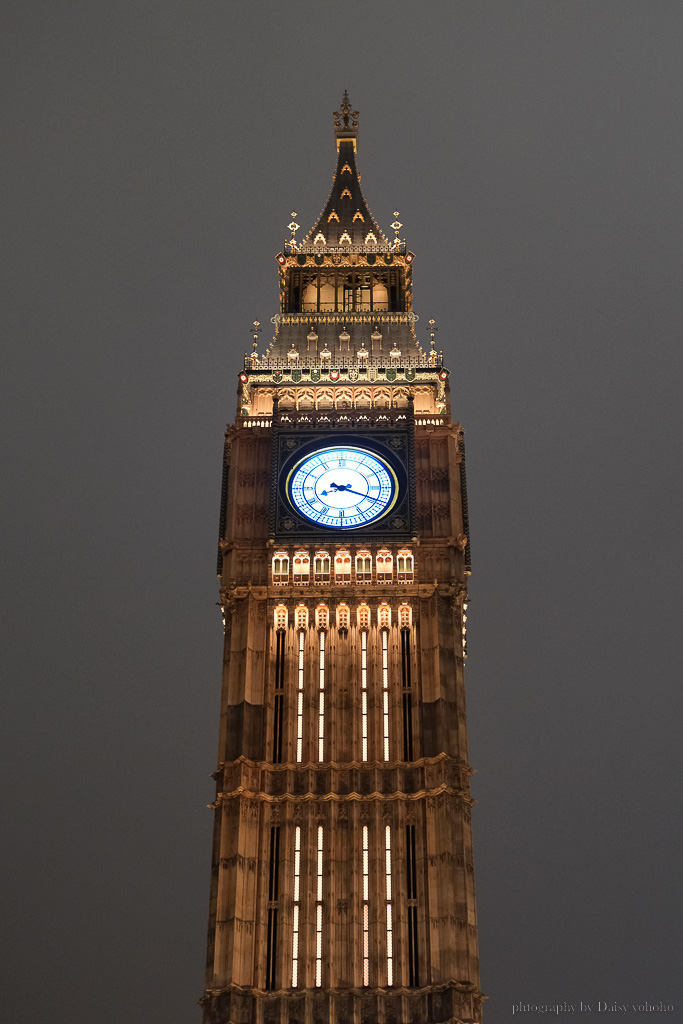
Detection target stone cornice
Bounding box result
[208,753,476,812]
[219,582,469,603]
[201,978,485,1002]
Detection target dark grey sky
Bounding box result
[2,3,681,1022]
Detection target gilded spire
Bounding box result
[333,90,359,142]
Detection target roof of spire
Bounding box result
[301,92,390,250]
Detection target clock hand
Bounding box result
[321,483,385,507]
[320,482,384,505]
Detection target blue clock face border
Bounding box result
[274,431,413,539]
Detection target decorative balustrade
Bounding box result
[284,241,406,255]
[246,354,436,371]
[270,311,419,325]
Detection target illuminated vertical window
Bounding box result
[293,550,310,584]
[318,630,326,762]
[291,826,301,987]
[334,550,352,583]
[272,552,289,585]
[400,605,413,762]
[355,550,372,582]
[376,549,393,583]
[362,824,370,985]
[296,630,304,763]
[382,629,390,761]
[361,630,368,762]
[295,604,308,631]
[314,552,330,584]
[385,825,394,986]
[337,604,350,633]
[397,549,414,583]
[315,825,324,987]
[398,603,411,630]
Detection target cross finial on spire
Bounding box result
[333,90,359,139]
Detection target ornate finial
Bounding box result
[251,320,261,361]
[333,90,359,137]
[428,319,438,365]
[391,211,403,248]
[287,212,299,250]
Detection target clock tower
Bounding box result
[202,93,484,1024]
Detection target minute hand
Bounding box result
[338,486,384,503]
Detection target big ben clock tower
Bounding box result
[202,93,484,1024]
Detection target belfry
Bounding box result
[202,93,484,1024]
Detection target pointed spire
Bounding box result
[301,91,389,251]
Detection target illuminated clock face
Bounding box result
[288,446,398,528]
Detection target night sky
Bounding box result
[2,3,682,1023]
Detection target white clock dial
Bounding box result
[287,446,398,528]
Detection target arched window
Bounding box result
[378,603,391,630]
[397,549,414,583]
[339,231,352,246]
[335,550,352,583]
[376,549,393,584]
[356,550,372,583]
[272,552,289,585]
[398,603,412,630]
[358,603,371,630]
[295,604,308,631]
[274,605,288,631]
[316,604,329,631]
[293,550,310,584]
[337,604,350,632]
[314,552,331,584]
